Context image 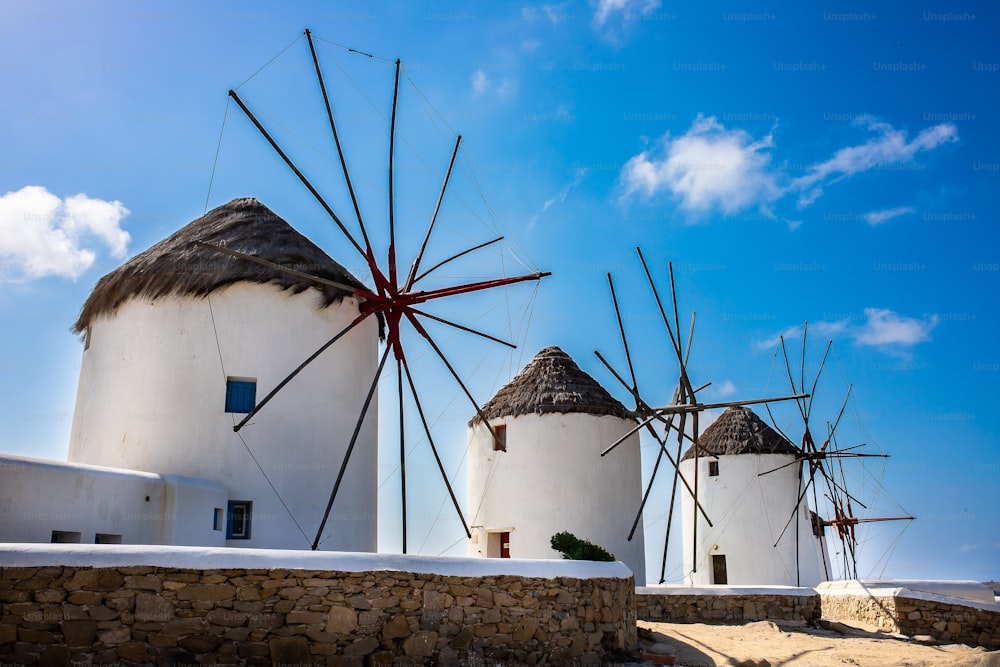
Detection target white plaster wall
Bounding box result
[68,284,378,551]
[0,454,226,546]
[466,412,646,585]
[680,454,828,587]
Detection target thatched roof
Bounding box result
[470,346,631,425]
[73,198,383,335]
[681,405,798,461]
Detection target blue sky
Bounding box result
[1,0,997,582]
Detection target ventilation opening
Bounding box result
[708,460,719,477]
[213,508,224,531]
[95,533,122,544]
[51,531,81,543]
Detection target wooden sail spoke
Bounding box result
[400,355,471,539]
[312,345,390,549]
[405,135,462,292]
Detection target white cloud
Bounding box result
[864,206,915,226]
[0,185,130,282]
[593,0,660,27]
[471,70,489,96]
[792,121,957,207]
[523,2,571,23]
[470,69,516,100]
[620,115,780,215]
[854,308,938,347]
[714,379,737,398]
[619,117,958,223]
[756,309,937,353]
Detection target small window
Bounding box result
[226,501,252,540]
[225,378,257,414]
[95,533,122,544]
[213,508,224,531]
[51,531,81,543]
[708,460,719,477]
[492,424,507,452]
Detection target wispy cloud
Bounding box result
[471,70,489,95]
[592,0,661,42]
[620,114,780,215]
[523,2,571,23]
[792,120,958,207]
[528,168,588,230]
[714,379,737,398]
[619,116,958,223]
[756,309,938,353]
[470,69,516,100]
[864,206,915,226]
[0,185,130,282]
[593,0,660,26]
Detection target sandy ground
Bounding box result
[639,620,1000,667]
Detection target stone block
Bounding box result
[423,590,446,611]
[326,606,358,634]
[125,575,163,592]
[513,616,539,642]
[382,613,411,640]
[207,608,247,628]
[176,634,222,655]
[268,636,311,665]
[285,610,325,625]
[343,634,379,656]
[135,592,174,624]
[117,642,150,662]
[64,569,124,592]
[98,626,130,645]
[402,631,438,657]
[176,584,236,602]
[60,619,97,646]
[327,657,365,667]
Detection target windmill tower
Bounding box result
[679,406,830,586]
[68,197,380,551]
[466,347,647,584]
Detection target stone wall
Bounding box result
[820,591,1000,649]
[635,587,820,624]
[0,551,635,666]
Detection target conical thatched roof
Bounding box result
[470,346,631,425]
[680,405,797,461]
[73,198,382,335]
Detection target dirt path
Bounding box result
[640,620,1000,667]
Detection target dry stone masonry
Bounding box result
[635,586,820,624]
[0,560,635,665]
[819,588,1000,649]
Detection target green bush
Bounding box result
[550,531,616,562]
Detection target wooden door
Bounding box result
[712,554,728,584]
[500,531,510,558]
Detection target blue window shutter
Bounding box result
[225,379,256,414]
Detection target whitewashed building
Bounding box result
[466,346,647,584]
[1,198,380,551]
[680,406,830,586]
